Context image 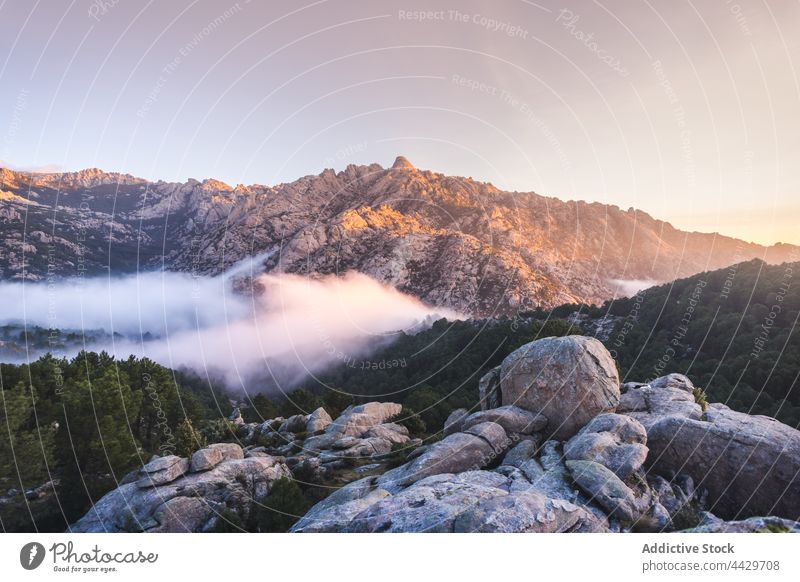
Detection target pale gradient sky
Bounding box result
[1,0,798,245]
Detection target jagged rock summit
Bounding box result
[390,155,416,171]
[72,336,800,533]
[2,161,798,315]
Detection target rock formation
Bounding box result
[499,336,620,439]
[290,338,800,532]
[71,446,290,532]
[72,336,800,533]
[619,374,800,521]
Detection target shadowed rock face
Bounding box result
[499,336,620,440]
[478,366,501,410]
[621,373,800,522]
[646,405,800,521]
[71,452,291,532]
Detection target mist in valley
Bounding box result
[0,264,458,395]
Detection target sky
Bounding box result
[0,0,798,245]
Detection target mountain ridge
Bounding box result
[1,158,797,316]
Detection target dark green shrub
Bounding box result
[211,509,247,532]
[323,390,354,418]
[254,477,311,533]
[174,419,206,458]
[397,408,426,438]
[279,390,323,417]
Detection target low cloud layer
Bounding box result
[0,265,458,392]
[608,278,659,297]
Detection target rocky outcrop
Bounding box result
[72,448,290,532]
[72,338,800,533]
[564,413,647,480]
[500,336,620,439]
[306,407,333,434]
[290,340,800,533]
[301,402,405,458]
[618,373,702,431]
[647,404,800,521]
[235,402,413,488]
[618,373,800,521]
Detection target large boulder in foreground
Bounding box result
[500,336,620,439]
[619,373,800,522]
[646,404,800,521]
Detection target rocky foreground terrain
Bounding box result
[2,160,798,316]
[72,335,800,533]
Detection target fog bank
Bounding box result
[0,266,458,391]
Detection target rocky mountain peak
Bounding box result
[3,159,800,315]
[0,167,19,189]
[391,155,416,171]
[200,178,233,192]
[0,165,146,189]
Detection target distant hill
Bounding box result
[589,258,800,426]
[2,160,798,316]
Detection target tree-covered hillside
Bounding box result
[598,259,800,426]
[0,352,234,531]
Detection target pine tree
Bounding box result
[174,419,206,458]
